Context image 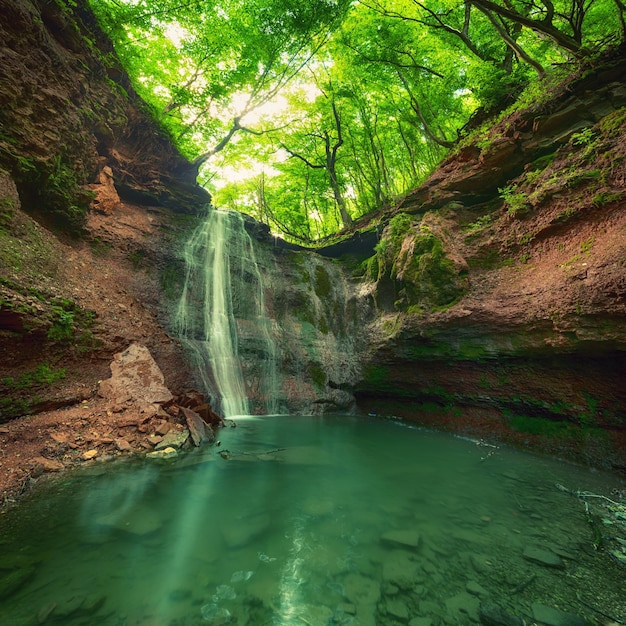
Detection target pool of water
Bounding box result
[0,415,624,626]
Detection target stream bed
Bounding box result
[0,414,625,626]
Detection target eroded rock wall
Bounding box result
[353,50,626,470]
[0,0,209,421]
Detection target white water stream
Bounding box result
[175,209,279,417]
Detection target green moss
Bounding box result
[374,216,466,312]
[363,364,390,389]
[599,107,626,138]
[308,364,327,388]
[0,362,67,422]
[314,264,332,299]
[13,153,94,234]
[509,414,571,436]
[160,264,182,300]
[592,190,624,207]
[89,237,111,257]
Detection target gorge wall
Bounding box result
[350,50,626,471]
[0,0,210,420]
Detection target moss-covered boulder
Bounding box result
[367,212,467,312]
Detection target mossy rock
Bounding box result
[372,213,467,311]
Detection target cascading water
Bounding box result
[175,208,279,417]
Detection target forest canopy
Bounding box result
[88,0,625,241]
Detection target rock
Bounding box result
[181,406,214,446]
[154,429,189,450]
[382,529,421,550]
[522,546,565,569]
[155,420,171,436]
[386,597,410,621]
[479,603,525,626]
[409,619,433,626]
[98,343,173,405]
[33,456,64,472]
[341,573,381,605]
[89,165,120,214]
[114,438,132,452]
[531,603,586,626]
[382,550,421,589]
[445,592,480,622]
[81,449,98,461]
[466,580,489,597]
[146,446,178,460]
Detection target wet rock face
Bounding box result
[235,243,370,415]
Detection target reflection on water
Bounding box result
[0,415,624,625]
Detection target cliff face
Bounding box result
[354,49,626,471]
[0,0,210,422]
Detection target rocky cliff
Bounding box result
[351,48,626,471]
[0,0,219,501]
[0,0,213,423]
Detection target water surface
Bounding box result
[1,415,624,625]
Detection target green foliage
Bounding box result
[2,363,67,391]
[0,363,66,422]
[499,184,530,217]
[88,0,624,240]
[464,213,493,235]
[580,237,594,255]
[509,414,571,437]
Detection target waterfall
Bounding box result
[175,209,279,418]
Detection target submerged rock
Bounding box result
[381,529,421,550]
[445,591,480,622]
[531,603,586,626]
[478,603,525,626]
[381,550,421,589]
[522,545,565,569]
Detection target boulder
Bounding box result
[98,343,173,405]
[181,406,214,446]
[154,429,189,450]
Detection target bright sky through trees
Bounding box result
[89,0,624,241]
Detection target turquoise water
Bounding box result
[0,415,624,625]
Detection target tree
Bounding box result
[90,0,624,241]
